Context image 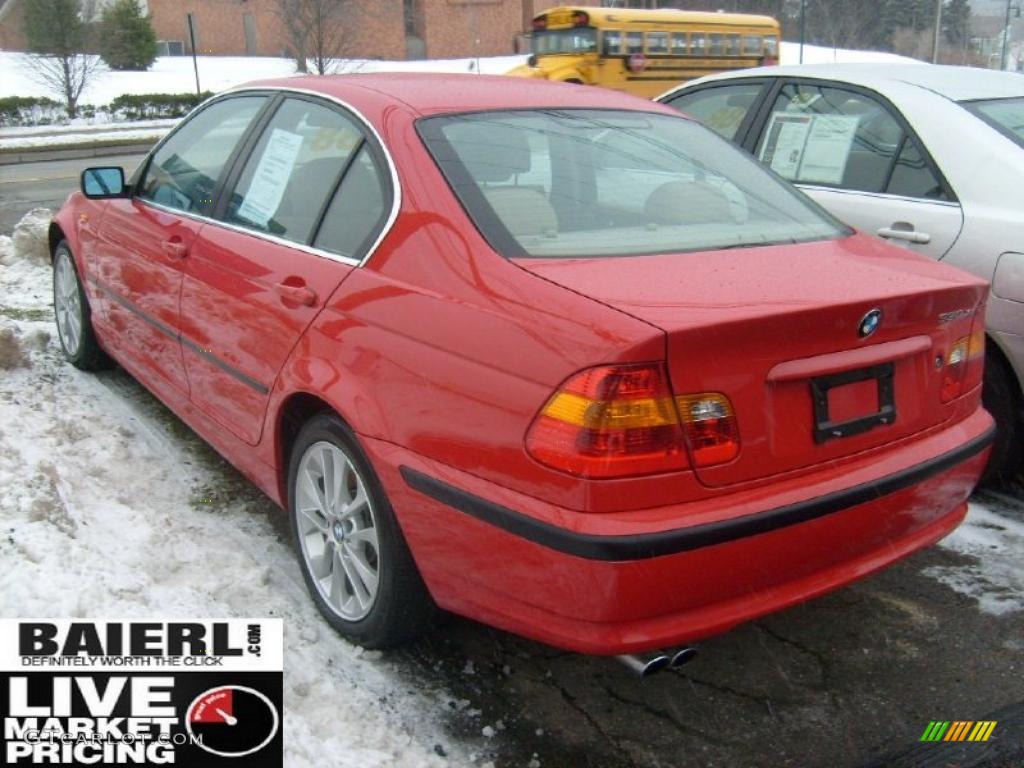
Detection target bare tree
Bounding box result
[277,0,384,75]
[22,0,101,118]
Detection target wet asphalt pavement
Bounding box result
[398,490,1024,768]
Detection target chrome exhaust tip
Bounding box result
[670,647,698,668]
[616,653,672,677]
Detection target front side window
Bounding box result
[418,109,847,259]
[224,97,363,244]
[756,83,907,192]
[137,96,266,215]
[765,34,779,56]
[665,82,765,141]
[626,31,643,53]
[962,96,1024,149]
[532,27,597,55]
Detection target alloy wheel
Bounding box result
[295,441,381,621]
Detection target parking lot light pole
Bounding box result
[1003,0,1021,70]
[799,0,806,64]
[932,0,943,63]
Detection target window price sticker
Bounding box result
[0,619,283,767]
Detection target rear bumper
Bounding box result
[365,409,994,655]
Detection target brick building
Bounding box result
[0,0,564,60]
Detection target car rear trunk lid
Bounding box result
[516,234,987,487]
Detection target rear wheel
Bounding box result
[980,352,1023,487]
[287,413,435,648]
[52,241,109,370]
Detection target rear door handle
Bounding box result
[161,239,189,259]
[273,281,317,307]
[877,225,931,244]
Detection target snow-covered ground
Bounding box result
[925,498,1024,615]
[0,42,918,106]
[0,212,496,767]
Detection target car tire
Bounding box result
[52,240,110,371]
[287,412,436,648]
[980,351,1023,487]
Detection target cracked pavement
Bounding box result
[398,508,1024,768]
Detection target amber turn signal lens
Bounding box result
[526,364,740,478]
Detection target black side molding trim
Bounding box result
[91,276,269,395]
[400,425,995,562]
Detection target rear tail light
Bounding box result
[526,363,740,478]
[675,393,740,466]
[940,309,986,403]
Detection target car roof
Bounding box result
[238,72,673,116]
[678,63,1024,102]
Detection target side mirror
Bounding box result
[81,167,128,199]
[527,53,538,67]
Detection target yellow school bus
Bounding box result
[508,6,781,99]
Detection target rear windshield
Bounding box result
[418,109,848,259]
[962,97,1024,149]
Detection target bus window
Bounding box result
[709,34,724,55]
[742,35,763,55]
[603,30,622,55]
[626,31,644,54]
[725,34,740,55]
[691,32,708,55]
[670,32,687,55]
[647,32,668,54]
[765,35,779,56]
[532,27,597,55]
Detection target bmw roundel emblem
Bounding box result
[858,309,882,338]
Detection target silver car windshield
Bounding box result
[418,109,849,259]
[962,97,1024,150]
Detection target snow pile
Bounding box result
[0,51,528,105]
[924,501,1024,615]
[0,210,483,767]
[11,208,52,265]
[0,127,171,150]
[779,40,920,65]
[0,234,14,266]
[0,44,919,105]
[0,324,29,369]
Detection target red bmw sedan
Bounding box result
[50,74,993,660]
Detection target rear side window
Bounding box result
[418,109,847,259]
[313,146,387,259]
[962,96,1024,149]
[755,83,947,200]
[664,83,764,141]
[224,97,363,244]
[137,96,266,215]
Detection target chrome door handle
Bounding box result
[877,226,931,245]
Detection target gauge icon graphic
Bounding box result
[185,685,280,758]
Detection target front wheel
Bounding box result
[52,241,109,370]
[287,413,436,648]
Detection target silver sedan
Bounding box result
[659,63,1024,483]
